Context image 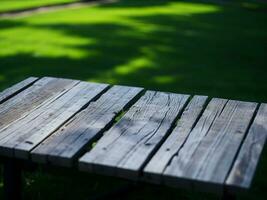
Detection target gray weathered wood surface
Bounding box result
[162,99,257,193]
[0,77,38,104]
[31,85,143,167]
[144,95,208,183]
[0,77,79,130]
[226,103,267,191]
[79,91,190,179]
[0,77,266,194]
[0,81,108,159]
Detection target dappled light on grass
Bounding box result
[23,1,220,24]
[0,0,77,13]
[114,57,154,75]
[0,25,95,58]
[88,56,155,84]
[153,75,177,85]
[0,1,220,59]
[0,0,266,102]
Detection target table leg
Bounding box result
[3,158,22,200]
[221,191,237,200]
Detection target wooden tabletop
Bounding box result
[0,77,266,194]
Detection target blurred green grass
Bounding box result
[0,0,267,102]
[0,0,267,199]
[0,0,77,13]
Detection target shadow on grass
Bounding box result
[1,2,266,100]
[0,0,267,199]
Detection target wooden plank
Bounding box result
[143,95,208,184]
[79,91,190,180]
[0,77,79,130]
[0,77,38,104]
[0,81,108,159]
[31,85,143,167]
[226,103,267,192]
[162,99,257,193]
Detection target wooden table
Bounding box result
[0,77,266,200]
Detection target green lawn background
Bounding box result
[0,0,267,199]
[0,0,77,13]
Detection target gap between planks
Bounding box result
[30,85,144,167]
[79,91,191,180]
[225,103,267,194]
[0,80,109,159]
[2,77,265,195]
[0,77,39,104]
[143,97,259,194]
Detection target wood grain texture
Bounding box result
[1,77,265,194]
[226,103,267,191]
[0,77,79,130]
[31,85,143,167]
[0,77,38,104]
[79,91,190,180]
[0,81,108,159]
[162,99,257,193]
[143,95,208,183]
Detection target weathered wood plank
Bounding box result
[0,77,79,130]
[162,99,257,193]
[79,91,190,180]
[31,85,143,167]
[0,81,108,159]
[143,95,208,184]
[226,103,267,192]
[0,77,38,104]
